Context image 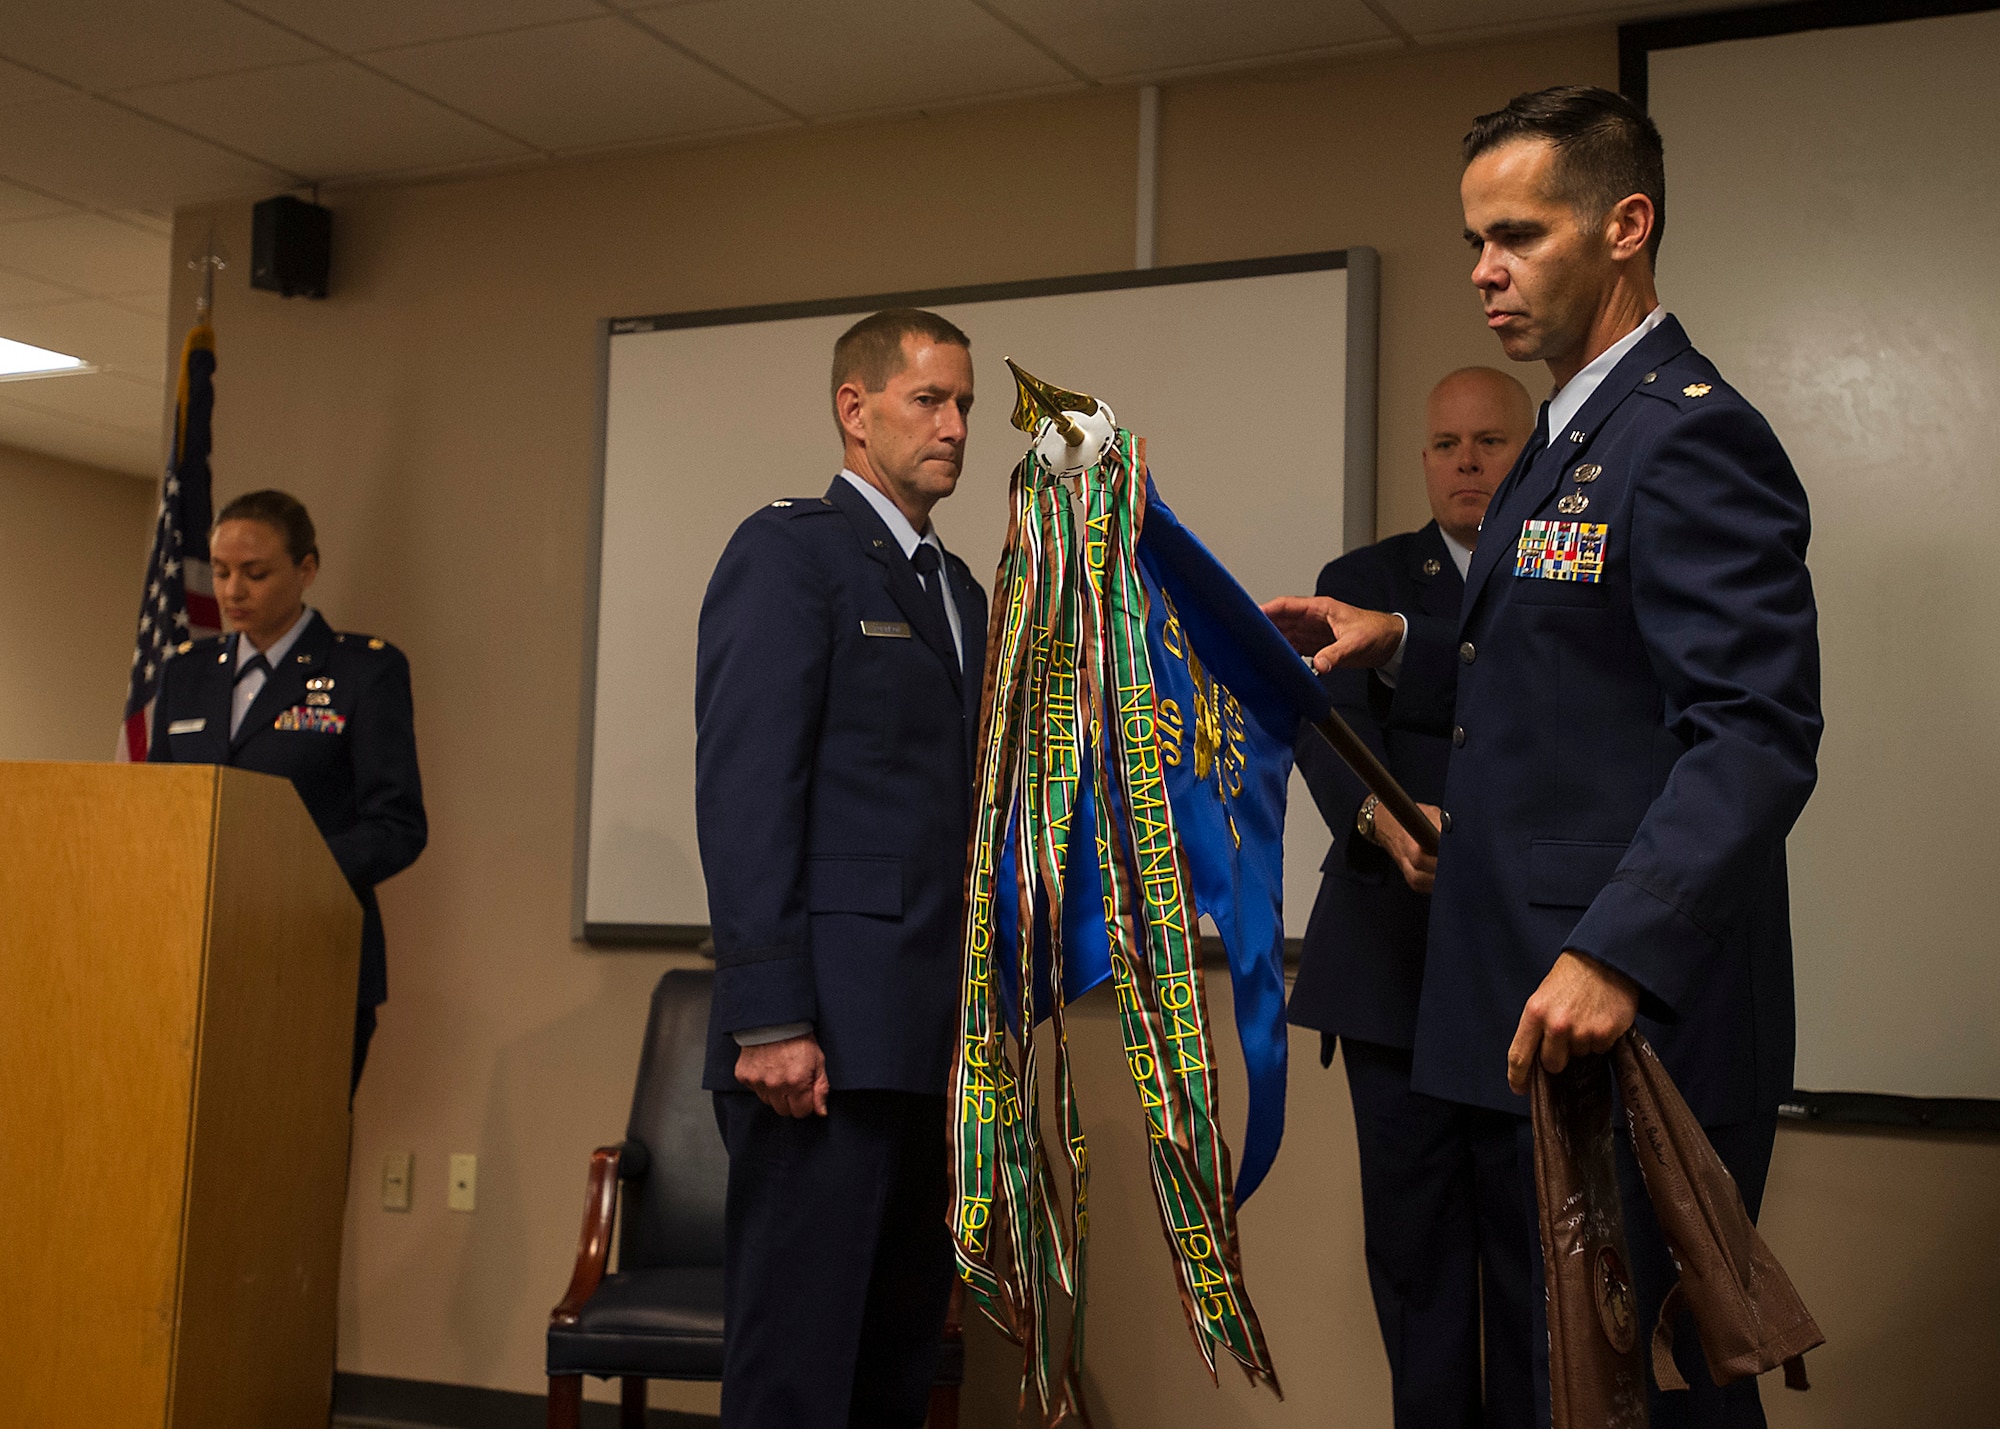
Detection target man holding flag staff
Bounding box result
[1288,365,1537,1428]
[1268,86,1820,1426]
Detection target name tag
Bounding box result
[860,620,911,638]
[167,717,206,735]
[1515,520,1608,583]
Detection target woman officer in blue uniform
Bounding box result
[150,489,426,1094]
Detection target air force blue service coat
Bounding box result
[1400,316,1822,1123]
[1288,522,1460,1051]
[695,477,988,1096]
[149,611,429,1014]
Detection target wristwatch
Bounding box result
[1355,793,1380,843]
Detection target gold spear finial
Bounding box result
[1005,357,1097,447]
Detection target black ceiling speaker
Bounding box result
[250,194,331,300]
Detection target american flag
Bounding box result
[118,323,220,760]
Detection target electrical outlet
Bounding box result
[381,1151,413,1211]
[447,1153,477,1212]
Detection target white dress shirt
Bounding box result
[231,605,314,738]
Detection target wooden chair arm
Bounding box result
[550,1144,624,1327]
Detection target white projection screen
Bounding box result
[1643,7,2000,1109]
[579,252,1379,950]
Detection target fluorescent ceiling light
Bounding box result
[0,336,93,382]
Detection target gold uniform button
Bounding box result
[1459,642,1476,665]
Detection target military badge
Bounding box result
[275,706,347,734]
[1515,520,1609,583]
[1556,492,1590,515]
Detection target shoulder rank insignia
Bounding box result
[771,499,793,507]
[369,638,385,650]
[1682,383,1712,398]
[1516,519,1609,583]
[177,640,193,654]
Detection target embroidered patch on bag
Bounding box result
[1514,520,1608,583]
[275,705,347,734]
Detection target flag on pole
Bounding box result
[951,371,1342,1414]
[118,321,218,760]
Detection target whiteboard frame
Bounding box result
[572,247,1380,948]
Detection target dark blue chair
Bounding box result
[544,968,963,1427]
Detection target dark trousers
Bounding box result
[1343,1037,1535,1429]
[714,1089,954,1429]
[1470,1100,1781,1429]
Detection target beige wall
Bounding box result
[159,27,1998,1423]
[0,441,152,761]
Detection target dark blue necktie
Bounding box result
[910,543,956,665]
[234,650,270,684]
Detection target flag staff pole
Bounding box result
[191,227,225,323]
[1308,711,1441,856]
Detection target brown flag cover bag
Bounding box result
[1532,1032,1824,1427]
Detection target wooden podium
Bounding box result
[0,761,363,1428]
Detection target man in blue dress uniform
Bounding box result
[1289,366,1536,1427]
[1270,87,1821,1427]
[150,490,427,1095]
[695,309,987,1429]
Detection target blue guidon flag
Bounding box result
[119,322,219,761]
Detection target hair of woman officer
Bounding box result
[210,488,319,651]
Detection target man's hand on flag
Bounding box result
[1261,595,1405,673]
[1368,800,1441,894]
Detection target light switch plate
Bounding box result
[447,1152,477,1212]
[381,1151,412,1211]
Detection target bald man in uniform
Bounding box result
[1288,367,1537,1427]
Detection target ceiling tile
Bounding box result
[369,17,785,151]
[0,267,79,308]
[0,368,164,431]
[633,0,1078,119]
[979,0,1391,79]
[119,58,535,178]
[0,95,289,209]
[107,291,173,319]
[0,55,83,112]
[1378,0,1711,42]
[0,0,322,93]
[0,299,169,379]
[0,213,170,296]
[0,392,159,475]
[0,179,80,225]
[234,0,604,54]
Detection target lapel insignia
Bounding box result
[1556,491,1590,515]
[1682,383,1712,398]
[295,652,311,663]
[1515,519,1609,583]
[1568,429,1588,443]
[1572,463,1601,483]
[1422,557,1442,576]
